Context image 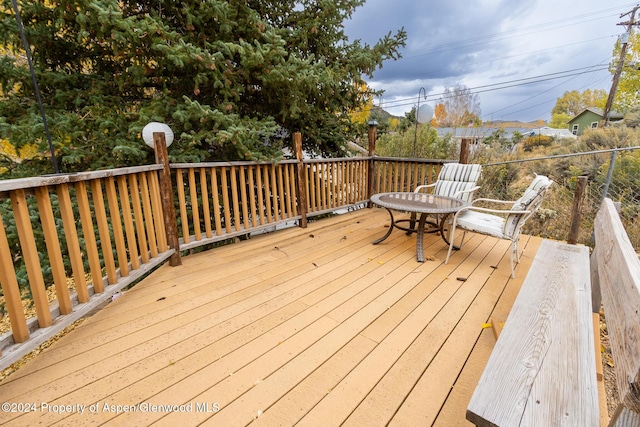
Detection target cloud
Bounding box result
[345,0,634,122]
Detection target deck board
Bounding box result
[0,207,545,426]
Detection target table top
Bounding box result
[370,192,468,214]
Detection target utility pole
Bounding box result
[602,5,640,127]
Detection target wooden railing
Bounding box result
[171,157,443,252]
[173,161,301,250]
[373,157,443,193]
[0,166,174,366]
[0,130,446,369]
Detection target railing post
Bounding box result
[599,149,618,206]
[367,121,377,206]
[153,132,182,266]
[294,132,308,228]
[459,138,471,164]
[568,175,588,244]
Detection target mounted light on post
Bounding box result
[142,122,174,149]
[142,121,181,266]
[413,87,433,157]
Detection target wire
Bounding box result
[376,65,610,111]
[364,3,637,120]
[401,4,635,58]
[10,0,60,174]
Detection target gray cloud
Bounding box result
[345,0,634,122]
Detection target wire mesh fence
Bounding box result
[474,146,640,251]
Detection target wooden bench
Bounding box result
[467,198,640,426]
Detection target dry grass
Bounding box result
[599,308,620,417]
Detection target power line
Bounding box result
[377,65,609,110]
[363,3,635,120]
[485,58,612,118]
[401,4,634,59]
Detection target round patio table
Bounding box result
[370,192,469,262]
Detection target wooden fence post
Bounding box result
[367,121,377,206]
[294,132,308,228]
[154,132,182,266]
[568,175,588,245]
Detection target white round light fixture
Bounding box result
[417,104,434,124]
[142,122,174,148]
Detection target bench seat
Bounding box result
[466,240,598,426]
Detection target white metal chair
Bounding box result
[407,163,482,233]
[414,163,482,202]
[444,174,553,278]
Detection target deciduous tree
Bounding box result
[610,31,640,114]
[549,89,606,129]
[438,84,480,127]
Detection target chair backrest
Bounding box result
[433,163,482,203]
[503,174,553,238]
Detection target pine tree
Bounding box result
[0,0,406,176]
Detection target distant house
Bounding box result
[435,125,576,147]
[567,107,624,136]
[527,126,577,140]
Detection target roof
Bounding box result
[435,126,576,140]
[570,107,624,122]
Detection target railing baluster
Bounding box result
[188,168,201,241]
[262,165,273,222]
[220,167,232,232]
[270,165,279,221]
[277,165,285,218]
[200,168,212,239]
[255,165,265,226]
[105,177,129,278]
[210,168,223,236]
[57,183,89,302]
[0,215,29,342]
[34,187,72,315]
[239,166,250,230]
[10,190,51,327]
[76,181,105,292]
[230,166,241,231]
[175,170,189,245]
[138,173,159,259]
[117,176,140,270]
[148,171,168,252]
[90,179,118,285]
[129,174,150,264]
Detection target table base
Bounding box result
[373,208,460,262]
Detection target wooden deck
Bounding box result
[0,207,543,426]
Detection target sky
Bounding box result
[343,0,639,123]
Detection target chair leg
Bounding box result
[509,240,517,278]
[445,226,456,264]
[460,231,467,248]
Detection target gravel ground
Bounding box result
[600,308,620,418]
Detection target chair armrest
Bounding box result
[414,183,436,193]
[455,205,532,218]
[471,197,517,206]
[452,185,481,198]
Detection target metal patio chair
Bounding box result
[444,174,553,278]
[407,163,482,236]
[414,162,483,203]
